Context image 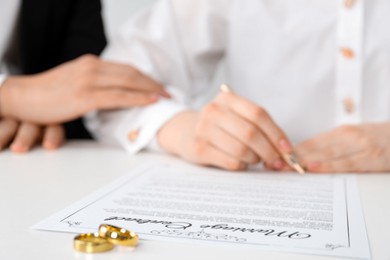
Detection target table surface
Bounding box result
[0,141,389,260]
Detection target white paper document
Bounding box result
[34,163,370,259]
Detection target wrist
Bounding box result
[157,110,198,155]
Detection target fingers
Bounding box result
[0,119,19,150]
[217,110,284,168]
[307,153,375,173]
[297,141,355,164]
[197,102,286,169]
[216,92,292,154]
[295,125,390,173]
[96,61,170,97]
[198,121,260,164]
[0,121,64,152]
[211,93,288,169]
[191,140,247,171]
[296,126,365,164]
[10,123,42,153]
[91,89,160,110]
[157,110,248,171]
[42,125,65,150]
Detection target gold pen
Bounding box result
[282,153,305,175]
[220,84,305,175]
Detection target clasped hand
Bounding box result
[0,120,64,152]
[295,123,390,173]
[0,54,169,152]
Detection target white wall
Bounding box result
[102,0,156,41]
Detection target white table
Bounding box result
[0,141,389,260]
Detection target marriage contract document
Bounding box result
[34,163,370,259]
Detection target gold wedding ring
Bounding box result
[98,224,139,247]
[74,232,114,253]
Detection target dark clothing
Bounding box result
[19,0,107,139]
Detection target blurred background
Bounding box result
[102,0,156,41]
[101,0,221,105]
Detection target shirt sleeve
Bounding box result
[85,86,188,154]
[85,0,230,154]
[0,74,7,87]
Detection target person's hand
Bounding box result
[0,118,64,153]
[295,123,390,173]
[0,54,169,124]
[157,91,293,171]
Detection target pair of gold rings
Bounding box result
[74,224,139,253]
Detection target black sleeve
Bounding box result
[56,0,107,63]
[21,0,107,73]
[20,0,107,139]
[55,0,107,139]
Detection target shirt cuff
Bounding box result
[0,74,7,88]
[114,99,187,154]
[85,86,189,154]
[147,136,164,153]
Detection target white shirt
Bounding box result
[86,0,390,153]
[0,0,21,86]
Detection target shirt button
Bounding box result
[342,98,355,114]
[127,129,140,142]
[340,47,354,59]
[344,0,355,8]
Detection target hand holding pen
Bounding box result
[220,84,305,174]
[157,83,305,173]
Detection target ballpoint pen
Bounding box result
[220,84,305,175]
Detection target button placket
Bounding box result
[342,97,355,114]
[335,0,364,124]
[344,0,355,8]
